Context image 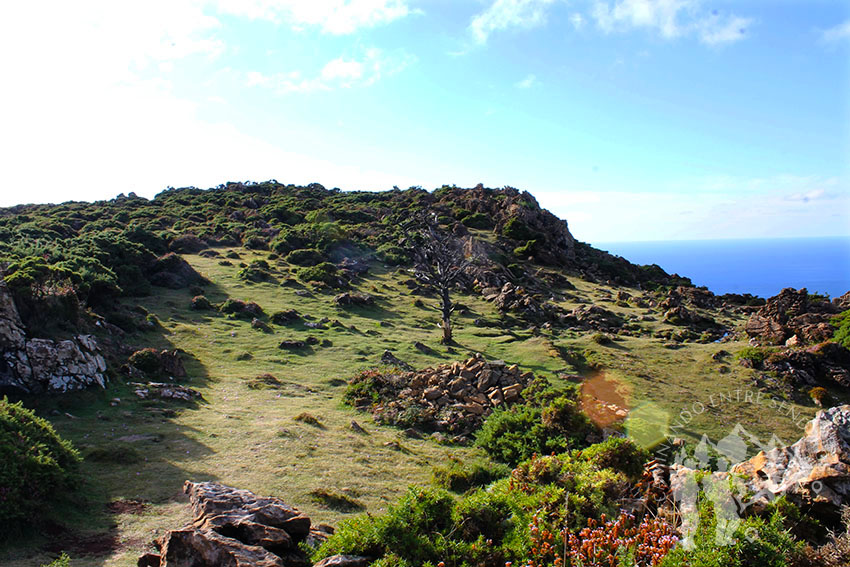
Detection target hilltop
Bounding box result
[0,182,848,567]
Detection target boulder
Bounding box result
[333,293,374,307]
[141,481,314,567]
[732,405,850,518]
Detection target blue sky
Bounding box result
[0,0,848,242]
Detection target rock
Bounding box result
[158,528,285,567]
[0,282,108,394]
[732,405,850,518]
[380,350,413,370]
[313,556,370,567]
[132,383,202,402]
[279,340,307,350]
[137,552,161,567]
[333,293,374,307]
[746,288,839,346]
[413,341,436,355]
[144,482,316,567]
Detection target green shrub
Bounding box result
[219,298,265,319]
[513,239,538,258]
[127,348,161,373]
[461,212,493,230]
[376,243,408,266]
[735,346,775,366]
[285,248,324,266]
[477,393,594,466]
[298,262,339,286]
[0,398,81,529]
[501,218,535,240]
[41,552,71,567]
[576,437,649,480]
[832,309,850,349]
[431,458,510,492]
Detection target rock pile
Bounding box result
[139,481,349,567]
[746,288,841,346]
[0,284,107,394]
[132,382,203,402]
[350,354,535,441]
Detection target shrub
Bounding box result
[190,295,212,310]
[431,457,511,493]
[501,218,535,240]
[577,437,649,480]
[285,248,324,266]
[271,309,300,324]
[735,346,775,366]
[298,262,339,286]
[513,239,538,258]
[219,298,264,319]
[127,348,161,374]
[832,309,850,349]
[375,243,408,266]
[0,398,81,530]
[809,386,829,406]
[460,212,493,230]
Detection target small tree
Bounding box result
[410,214,470,344]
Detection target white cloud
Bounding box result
[515,74,538,88]
[570,12,585,30]
[245,48,415,93]
[697,14,752,45]
[214,0,413,34]
[469,0,556,44]
[590,0,752,45]
[823,19,850,42]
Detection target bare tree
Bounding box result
[410,213,470,344]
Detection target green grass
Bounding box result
[0,249,827,567]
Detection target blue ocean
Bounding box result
[591,237,850,299]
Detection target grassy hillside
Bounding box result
[0,183,838,567]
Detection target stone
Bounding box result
[313,556,370,567]
[731,405,850,517]
[333,293,374,307]
[132,383,202,402]
[158,528,284,567]
[380,350,413,370]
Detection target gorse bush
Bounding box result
[0,398,80,531]
[832,309,850,349]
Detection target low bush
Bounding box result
[284,248,324,266]
[501,217,536,241]
[127,348,161,374]
[190,295,212,310]
[832,309,850,349]
[431,457,511,492]
[297,262,340,286]
[460,212,493,230]
[0,398,81,531]
[219,298,264,319]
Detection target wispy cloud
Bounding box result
[590,0,753,45]
[515,74,538,88]
[570,12,585,30]
[246,48,415,94]
[822,19,850,43]
[214,0,414,34]
[469,0,556,44]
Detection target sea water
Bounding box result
[591,237,850,299]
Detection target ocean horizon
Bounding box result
[590,236,850,299]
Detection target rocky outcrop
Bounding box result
[745,288,841,346]
[0,283,107,394]
[141,481,326,567]
[732,405,850,518]
[348,354,535,442]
